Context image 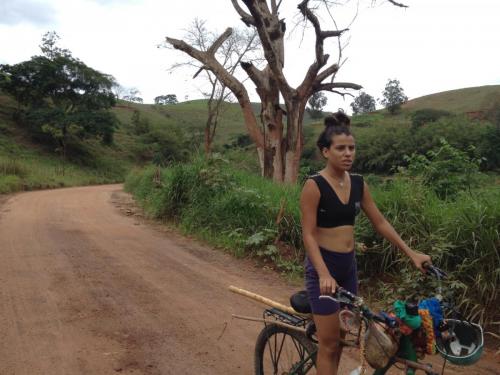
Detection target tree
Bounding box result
[123,87,143,104]
[380,79,408,115]
[112,83,128,100]
[351,91,376,115]
[0,32,118,171]
[167,18,261,155]
[167,1,368,183]
[154,94,178,105]
[307,92,328,119]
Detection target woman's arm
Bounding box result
[300,179,337,294]
[360,181,431,271]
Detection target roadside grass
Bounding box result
[0,150,127,193]
[0,108,130,193]
[126,157,500,328]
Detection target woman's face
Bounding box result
[322,133,356,171]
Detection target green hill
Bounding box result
[1,84,499,193]
[402,85,500,114]
[0,94,133,193]
[112,99,321,146]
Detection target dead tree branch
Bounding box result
[231,0,256,26]
[386,0,408,8]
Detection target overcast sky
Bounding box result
[1,0,499,112]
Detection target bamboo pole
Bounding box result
[228,285,311,317]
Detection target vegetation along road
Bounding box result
[0,185,498,374]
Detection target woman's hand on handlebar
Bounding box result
[410,252,432,273]
[319,274,337,295]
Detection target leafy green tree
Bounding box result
[154,94,178,105]
[123,88,143,104]
[0,32,118,170]
[380,79,408,115]
[350,91,376,114]
[307,92,327,119]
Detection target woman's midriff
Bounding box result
[315,225,355,252]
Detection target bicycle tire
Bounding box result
[254,323,317,375]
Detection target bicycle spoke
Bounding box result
[264,331,313,375]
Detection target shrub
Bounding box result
[126,159,499,326]
[355,177,499,326]
[400,139,483,199]
[0,158,27,177]
[0,175,22,193]
[351,116,489,174]
[410,108,451,128]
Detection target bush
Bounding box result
[400,139,483,199]
[355,177,499,326]
[125,155,303,269]
[410,108,451,128]
[0,175,22,193]
[0,158,27,177]
[126,159,500,326]
[352,116,489,174]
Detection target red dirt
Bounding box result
[0,185,498,374]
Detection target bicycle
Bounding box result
[230,263,484,375]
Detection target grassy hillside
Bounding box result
[402,85,500,114]
[2,84,499,193]
[300,85,500,175]
[113,99,321,147]
[0,94,131,193]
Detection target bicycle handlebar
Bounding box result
[318,265,449,327]
[422,262,448,279]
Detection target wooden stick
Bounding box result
[228,285,311,317]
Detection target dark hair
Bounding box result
[316,110,352,151]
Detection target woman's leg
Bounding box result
[313,312,342,375]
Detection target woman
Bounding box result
[300,111,431,375]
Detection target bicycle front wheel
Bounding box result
[254,323,317,375]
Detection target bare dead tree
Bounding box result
[168,19,261,155]
[166,0,405,183]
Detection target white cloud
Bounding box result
[0,0,56,25]
[0,0,499,110]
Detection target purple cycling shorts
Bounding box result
[304,246,358,315]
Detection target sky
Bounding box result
[1,0,500,113]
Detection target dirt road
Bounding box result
[0,185,497,374]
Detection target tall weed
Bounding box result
[126,159,499,326]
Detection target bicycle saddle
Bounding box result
[290,290,311,314]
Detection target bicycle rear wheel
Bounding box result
[254,323,317,375]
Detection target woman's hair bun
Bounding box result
[324,109,350,128]
[316,109,352,151]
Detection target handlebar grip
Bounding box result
[336,287,356,302]
[422,261,432,271]
[423,262,448,279]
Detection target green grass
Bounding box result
[126,158,500,327]
[0,94,131,193]
[113,99,325,147]
[402,85,500,114]
[3,83,499,195]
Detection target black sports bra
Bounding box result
[309,173,364,228]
